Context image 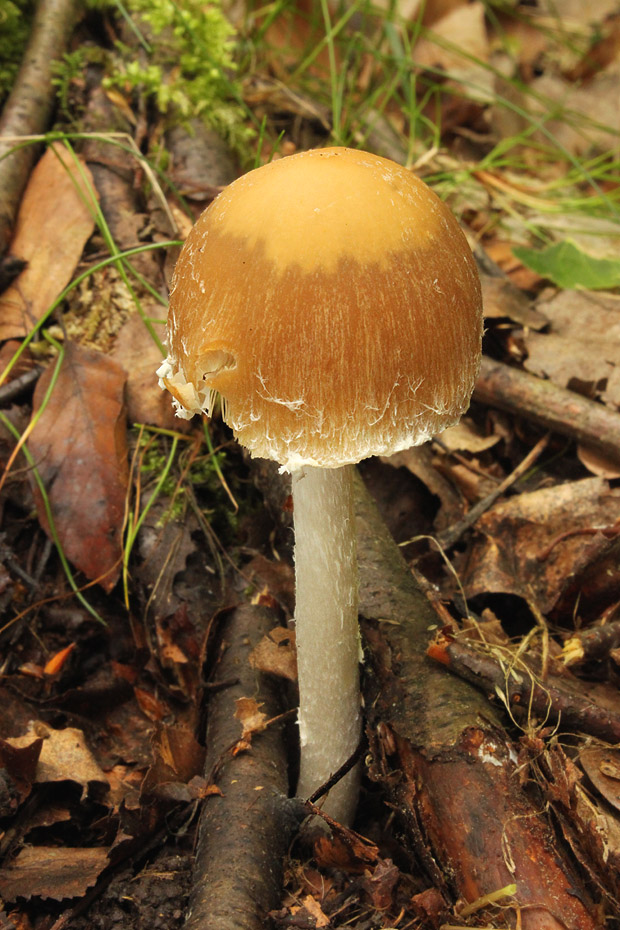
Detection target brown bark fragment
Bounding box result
[185,604,296,930]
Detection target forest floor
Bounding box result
[1,0,620,928]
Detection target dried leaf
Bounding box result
[0,145,97,341]
[0,846,109,902]
[523,290,620,408]
[581,747,620,814]
[6,723,107,799]
[314,825,379,873]
[247,554,296,615]
[111,313,187,431]
[43,642,76,676]
[298,894,330,928]
[0,736,43,814]
[438,418,499,454]
[414,2,492,98]
[480,275,547,328]
[249,627,297,681]
[462,477,620,616]
[381,445,464,528]
[361,858,400,910]
[28,341,128,592]
[234,697,268,740]
[133,686,167,722]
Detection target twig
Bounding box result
[562,616,620,667]
[428,632,620,744]
[0,366,42,405]
[436,433,550,549]
[474,356,620,466]
[0,0,81,258]
[185,603,299,930]
[306,736,366,806]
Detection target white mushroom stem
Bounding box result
[292,463,361,825]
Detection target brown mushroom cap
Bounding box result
[160,147,483,470]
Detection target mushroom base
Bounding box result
[293,464,361,826]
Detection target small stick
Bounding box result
[474,356,620,467]
[436,433,549,550]
[0,366,41,405]
[428,632,620,744]
[562,616,620,667]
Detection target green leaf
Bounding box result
[513,240,620,290]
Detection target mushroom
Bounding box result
[158,147,483,825]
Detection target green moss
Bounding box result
[104,0,253,155]
[137,433,242,537]
[52,46,107,123]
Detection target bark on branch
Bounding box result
[185,603,298,930]
[427,632,620,744]
[355,474,598,930]
[0,0,80,259]
[474,356,620,467]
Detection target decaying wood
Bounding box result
[185,603,297,930]
[474,356,620,467]
[354,475,598,929]
[428,632,620,745]
[0,0,80,259]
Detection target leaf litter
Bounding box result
[1,0,620,928]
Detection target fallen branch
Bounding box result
[561,620,620,666]
[185,603,298,930]
[474,356,620,467]
[355,474,598,929]
[0,0,80,259]
[428,632,620,745]
[561,616,620,667]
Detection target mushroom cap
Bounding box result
[159,147,483,470]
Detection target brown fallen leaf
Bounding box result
[313,824,379,873]
[580,747,620,814]
[6,722,107,799]
[0,144,97,341]
[0,846,109,902]
[234,696,268,741]
[0,736,43,814]
[523,290,620,409]
[480,275,547,328]
[437,417,500,454]
[28,341,128,592]
[43,642,76,676]
[462,476,620,618]
[111,312,188,431]
[249,626,298,681]
[414,1,492,96]
[141,728,208,802]
[361,858,400,910]
[298,894,330,928]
